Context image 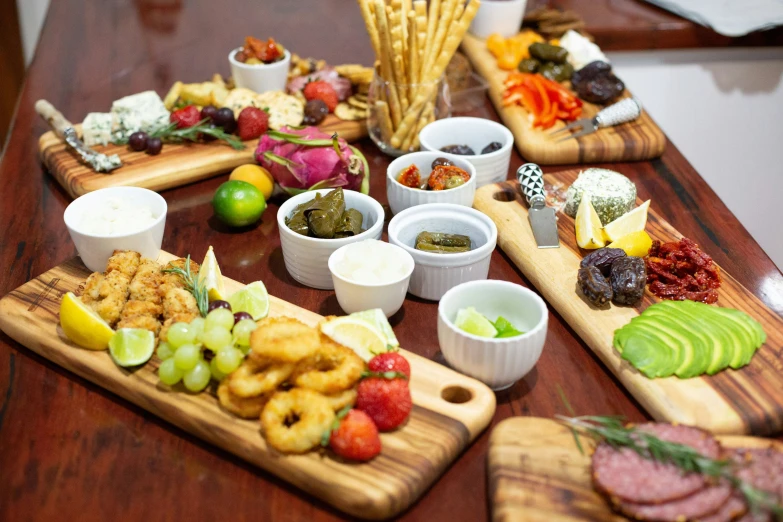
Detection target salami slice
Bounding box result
[618,482,732,522]
[727,447,783,522]
[697,494,747,522]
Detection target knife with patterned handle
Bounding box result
[549,97,642,142]
[517,163,560,248]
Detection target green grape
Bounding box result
[157,341,175,360]
[202,326,232,351]
[238,344,251,356]
[210,357,227,381]
[183,360,211,392]
[174,343,201,370]
[215,347,243,374]
[168,322,197,347]
[233,319,257,346]
[159,358,184,385]
[206,307,235,331]
[189,317,206,343]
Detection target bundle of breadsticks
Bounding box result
[357,0,481,151]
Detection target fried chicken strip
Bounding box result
[158,259,201,341]
[83,250,141,326]
[117,259,164,336]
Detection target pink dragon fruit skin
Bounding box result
[255,127,369,195]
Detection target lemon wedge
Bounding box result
[348,308,399,348]
[603,200,650,242]
[575,193,606,249]
[607,230,653,257]
[320,316,388,361]
[109,328,155,367]
[227,281,269,320]
[59,292,114,350]
[199,246,226,301]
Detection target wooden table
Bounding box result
[0,0,781,520]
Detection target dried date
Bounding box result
[610,256,647,305]
[580,248,626,277]
[577,265,613,307]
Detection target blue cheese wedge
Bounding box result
[564,168,636,225]
[82,112,114,146]
[110,90,170,141]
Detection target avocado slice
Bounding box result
[672,301,734,375]
[641,305,711,378]
[624,321,684,378]
[619,330,675,379]
[708,306,764,368]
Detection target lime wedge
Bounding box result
[455,307,498,338]
[320,316,387,361]
[349,308,399,348]
[227,281,269,320]
[59,292,114,350]
[109,328,155,367]
[199,246,226,301]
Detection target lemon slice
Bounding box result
[320,316,387,361]
[603,200,650,242]
[454,307,498,338]
[59,292,114,350]
[607,230,653,257]
[227,281,269,320]
[109,328,156,367]
[575,193,606,250]
[199,246,226,301]
[348,308,399,348]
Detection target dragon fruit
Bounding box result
[255,127,369,195]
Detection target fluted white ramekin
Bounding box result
[277,189,384,289]
[386,151,476,215]
[387,203,497,301]
[419,117,513,187]
[438,280,548,390]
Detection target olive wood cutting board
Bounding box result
[488,417,783,522]
[473,172,783,435]
[0,251,495,520]
[460,34,666,165]
[38,116,366,199]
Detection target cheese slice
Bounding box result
[81,112,114,146]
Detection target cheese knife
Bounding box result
[35,99,122,173]
[549,97,642,142]
[517,163,559,248]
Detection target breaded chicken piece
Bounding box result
[128,259,163,304]
[118,258,164,337]
[158,287,200,342]
[82,250,140,326]
[159,258,200,296]
[106,250,141,278]
[80,272,104,305]
[117,312,163,336]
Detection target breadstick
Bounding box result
[375,100,395,143]
[424,0,456,74]
[390,83,436,148]
[422,0,440,79]
[374,0,403,127]
[356,0,381,57]
[391,0,407,65]
[410,102,434,150]
[429,0,481,82]
[407,11,420,86]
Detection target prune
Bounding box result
[481,142,503,154]
[571,61,612,84]
[572,61,624,104]
[441,144,475,155]
[610,256,647,305]
[128,131,149,152]
[578,265,613,307]
[146,137,163,155]
[431,157,454,169]
[580,248,626,277]
[303,99,328,125]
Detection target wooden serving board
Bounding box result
[473,172,783,436]
[488,417,783,522]
[0,252,496,520]
[39,116,367,199]
[460,34,666,165]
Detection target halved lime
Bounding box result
[109,328,156,367]
[455,307,498,338]
[227,281,269,320]
[349,308,399,348]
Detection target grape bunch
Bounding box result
[157,302,258,392]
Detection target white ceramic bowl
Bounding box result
[387,203,497,301]
[386,151,476,215]
[228,48,291,94]
[328,239,415,317]
[419,117,513,187]
[438,280,548,390]
[469,0,528,39]
[277,189,384,290]
[63,187,167,273]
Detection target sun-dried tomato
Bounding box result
[397,164,421,188]
[428,165,470,191]
[645,238,721,303]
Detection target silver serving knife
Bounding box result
[517,163,559,248]
[549,97,642,142]
[35,99,122,173]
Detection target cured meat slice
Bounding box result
[697,494,747,522]
[618,482,732,521]
[727,447,783,522]
[592,423,720,504]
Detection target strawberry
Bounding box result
[356,373,412,431]
[170,105,201,129]
[368,352,411,380]
[303,80,339,112]
[236,106,269,141]
[327,409,381,462]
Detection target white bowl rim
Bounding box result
[328,240,415,288]
[277,189,384,245]
[386,151,477,195]
[419,117,514,160]
[438,280,549,343]
[63,187,167,239]
[228,47,291,70]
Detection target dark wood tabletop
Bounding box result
[1,1,782,521]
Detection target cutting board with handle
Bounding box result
[488,417,783,522]
[460,33,666,165]
[473,171,783,435]
[0,251,495,520]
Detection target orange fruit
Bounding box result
[229,164,275,200]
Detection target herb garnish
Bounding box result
[161,254,208,317]
[113,119,245,150]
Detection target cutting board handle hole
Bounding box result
[492,188,517,203]
[441,385,474,404]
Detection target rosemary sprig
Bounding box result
[556,415,783,517]
[161,254,208,317]
[113,119,246,150]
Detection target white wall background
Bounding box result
[16,0,51,65]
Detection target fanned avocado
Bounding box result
[641,304,712,378]
[663,301,734,375]
[621,330,675,379]
[621,319,685,377]
[705,306,761,368]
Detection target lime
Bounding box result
[603,200,650,242]
[109,328,156,367]
[199,245,225,301]
[227,281,269,320]
[229,164,275,200]
[212,180,266,227]
[455,307,498,338]
[59,292,114,350]
[349,308,399,349]
[320,316,387,361]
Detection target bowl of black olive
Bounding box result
[418,117,513,187]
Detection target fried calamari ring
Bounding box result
[250,316,320,363]
[261,389,335,454]
[217,380,272,419]
[228,357,294,398]
[292,339,364,395]
[323,388,358,412]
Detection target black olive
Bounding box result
[481,142,502,154]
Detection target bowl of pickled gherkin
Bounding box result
[277,187,384,289]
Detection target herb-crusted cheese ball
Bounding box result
[564,169,636,225]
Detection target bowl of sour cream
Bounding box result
[64,187,167,272]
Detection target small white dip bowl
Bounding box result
[228,48,291,94]
[63,186,167,273]
[277,189,384,290]
[469,0,528,39]
[438,280,548,390]
[419,117,513,187]
[328,239,415,317]
[387,203,497,301]
[386,151,476,215]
